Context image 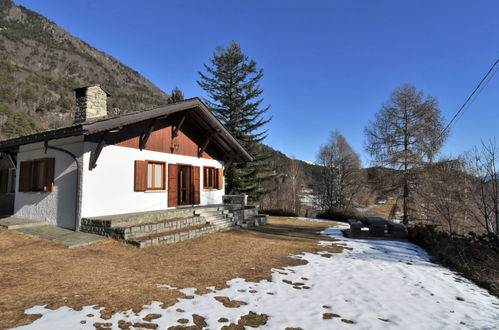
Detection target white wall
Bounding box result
[81,143,224,218]
[13,136,83,229]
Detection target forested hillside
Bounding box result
[0,0,170,139]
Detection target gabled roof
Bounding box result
[0,98,253,162]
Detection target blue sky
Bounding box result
[14,0,499,164]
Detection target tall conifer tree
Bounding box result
[197,41,272,201]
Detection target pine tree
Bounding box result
[167,87,184,104]
[197,41,272,201]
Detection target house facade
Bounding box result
[0,86,253,231]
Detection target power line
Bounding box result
[438,58,499,142]
[453,63,499,125]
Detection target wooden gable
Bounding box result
[113,115,218,160]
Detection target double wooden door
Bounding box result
[168,164,200,207]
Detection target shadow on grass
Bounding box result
[235,223,338,243]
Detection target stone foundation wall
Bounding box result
[80,213,205,239]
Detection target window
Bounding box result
[135,160,165,191]
[203,166,219,189]
[19,158,55,192]
[33,159,47,191]
[146,161,165,190]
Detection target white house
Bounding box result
[0,85,253,232]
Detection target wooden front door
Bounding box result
[178,165,192,205]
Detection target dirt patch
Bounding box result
[221,324,244,330]
[0,217,342,328]
[192,314,207,328]
[218,317,229,322]
[143,313,161,321]
[341,318,355,324]
[214,296,248,308]
[177,318,189,324]
[118,320,133,329]
[237,311,269,327]
[93,322,112,330]
[323,313,340,319]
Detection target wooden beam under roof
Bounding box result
[139,118,158,150]
[172,111,188,138]
[89,131,108,170]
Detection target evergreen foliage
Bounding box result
[197,41,272,201]
[167,87,185,104]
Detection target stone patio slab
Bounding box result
[1,217,106,248]
[0,216,46,229]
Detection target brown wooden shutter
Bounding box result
[168,164,178,207]
[134,160,147,191]
[44,158,55,192]
[192,166,200,205]
[217,168,224,190]
[19,161,33,192]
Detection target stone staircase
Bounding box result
[193,205,237,231]
[80,205,238,248]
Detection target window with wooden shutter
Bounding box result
[18,158,55,192]
[192,166,200,205]
[19,161,32,192]
[44,158,55,192]
[203,166,219,189]
[146,161,166,190]
[168,164,178,207]
[217,168,224,190]
[134,160,147,191]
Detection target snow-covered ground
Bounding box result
[16,221,499,330]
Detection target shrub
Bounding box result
[408,225,499,296]
[259,209,297,217]
[316,208,364,222]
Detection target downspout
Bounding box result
[44,141,83,231]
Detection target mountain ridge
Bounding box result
[0,0,170,139]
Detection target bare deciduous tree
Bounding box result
[316,131,361,211]
[364,83,447,224]
[289,158,304,214]
[464,140,499,235]
[417,159,467,234]
[260,157,304,215]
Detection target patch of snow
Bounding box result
[356,206,372,212]
[294,217,331,222]
[156,284,177,290]
[16,222,499,329]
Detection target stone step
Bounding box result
[120,216,206,240]
[193,205,231,213]
[127,224,217,248]
[202,214,231,222]
[207,218,234,225]
[194,210,229,217]
[82,208,198,229]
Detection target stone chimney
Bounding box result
[73,85,110,124]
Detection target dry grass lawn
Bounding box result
[0,216,342,329]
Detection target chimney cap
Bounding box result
[73,84,111,97]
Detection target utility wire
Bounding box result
[454,64,499,125]
[437,58,499,142]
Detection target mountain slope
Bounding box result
[0,0,170,139]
